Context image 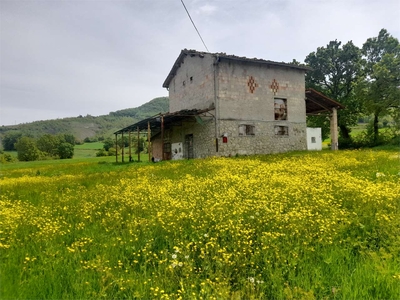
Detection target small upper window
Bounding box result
[239,124,255,136]
[311,137,316,143]
[274,98,287,120]
[274,126,288,136]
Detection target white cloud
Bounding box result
[197,4,218,15]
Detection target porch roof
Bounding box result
[305,88,345,115]
[114,107,213,134]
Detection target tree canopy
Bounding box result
[357,29,400,143]
[305,29,399,146]
[305,40,362,139]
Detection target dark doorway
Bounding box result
[184,134,194,159]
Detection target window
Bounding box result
[274,98,287,120]
[311,137,316,143]
[274,126,288,136]
[239,124,255,136]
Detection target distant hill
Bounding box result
[0,97,169,141]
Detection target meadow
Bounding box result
[0,150,399,299]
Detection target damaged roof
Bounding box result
[163,49,311,88]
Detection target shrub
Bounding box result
[108,147,116,156]
[103,138,114,151]
[15,137,42,161]
[96,149,108,157]
[0,152,17,163]
[57,142,74,159]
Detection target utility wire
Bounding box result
[180,0,210,53]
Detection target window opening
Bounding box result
[274,98,287,120]
[274,126,288,136]
[239,124,255,136]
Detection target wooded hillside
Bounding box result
[0,97,169,142]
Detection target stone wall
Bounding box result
[151,117,306,159]
[217,120,307,156]
[151,116,216,160]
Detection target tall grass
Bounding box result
[1,150,399,299]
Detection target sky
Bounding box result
[1,0,399,126]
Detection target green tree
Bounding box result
[357,29,400,143]
[2,131,22,151]
[15,137,41,161]
[57,142,74,159]
[119,136,129,148]
[305,40,362,139]
[103,137,115,151]
[135,137,146,154]
[37,134,60,157]
[61,133,76,146]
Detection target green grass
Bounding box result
[73,142,104,158]
[1,142,150,162]
[1,150,399,299]
[74,142,105,150]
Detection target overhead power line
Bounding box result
[180,0,210,53]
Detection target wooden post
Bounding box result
[137,126,140,162]
[121,132,125,162]
[161,115,164,161]
[330,107,338,150]
[115,134,118,163]
[148,121,151,162]
[129,131,132,162]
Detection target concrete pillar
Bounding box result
[330,107,338,150]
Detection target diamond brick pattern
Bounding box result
[247,76,258,94]
[270,79,279,95]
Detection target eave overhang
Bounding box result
[162,49,312,89]
[114,107,213,135]
[305,88,345,115]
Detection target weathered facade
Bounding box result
[115,49,344,161]
[158,50,309,158]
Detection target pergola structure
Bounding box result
[113,108,214,162]
[114,89,344,162]
[305,88,345,150]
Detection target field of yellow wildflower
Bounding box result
[1,150,399,299]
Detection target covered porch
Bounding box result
[113,108,214,162]
[305,88,345,150]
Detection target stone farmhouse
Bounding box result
[115,49,343,161]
